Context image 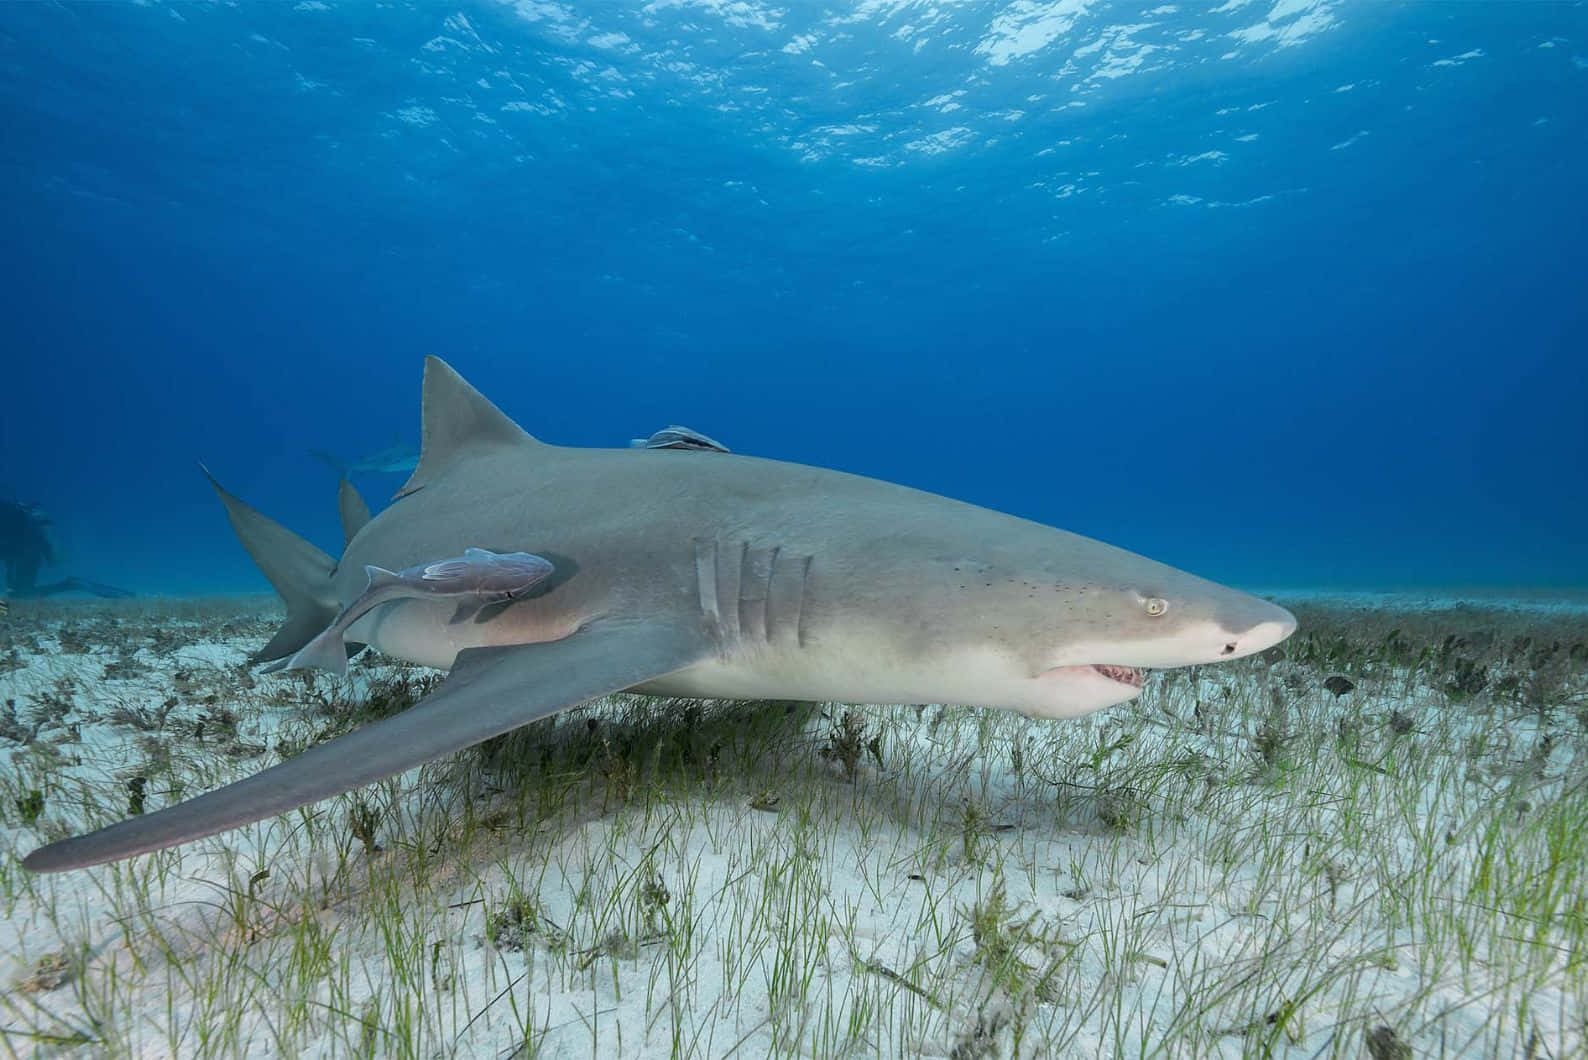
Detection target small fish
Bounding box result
[274,548,554,677]
[0,598,8,618]
[628,425,730,453]
[1323,674,1355,697]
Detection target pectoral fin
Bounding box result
[450,599,484,624]
[22,619,708,873]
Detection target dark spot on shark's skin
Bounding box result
[1222,642,1237,655]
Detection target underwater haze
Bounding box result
[2,0,1585,597]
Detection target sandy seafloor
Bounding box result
[0,592,1583,1059]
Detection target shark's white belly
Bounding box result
[347,599,1136,720]
[346,597,580,670]
[637,644,1129,718]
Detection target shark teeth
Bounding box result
[1092,664,1145,688]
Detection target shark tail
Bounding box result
[202,465,339,665]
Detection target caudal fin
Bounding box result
[202,465,338,665]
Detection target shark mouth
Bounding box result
[1092,664,1145,688]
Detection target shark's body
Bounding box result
[23,359,1296,873]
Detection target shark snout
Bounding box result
[1215,601,1298,660]
[1058,594,1297,672]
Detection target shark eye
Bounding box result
[1144,597,1169,617]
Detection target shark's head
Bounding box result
[907,532,1298,719]
[1029,567,1297,716]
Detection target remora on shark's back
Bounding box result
[23,358,1297,872]
[630,425,730,452]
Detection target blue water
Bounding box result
[2,1,1584,596]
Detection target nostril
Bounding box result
[1221,642,1237,656]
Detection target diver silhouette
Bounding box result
[0,497,132,600]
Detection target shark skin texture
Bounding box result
[22,357,1296,873]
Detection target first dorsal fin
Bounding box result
[396,357,541,498]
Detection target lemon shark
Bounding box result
[23,358,1296,872]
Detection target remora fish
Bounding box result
[23,358,1296,872]
[269,548,555,678]
[629,425,730,452]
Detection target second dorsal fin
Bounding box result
[396,357,542,498]
[337,478,372,546]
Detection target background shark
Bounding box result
[24,358,1295,872]
[0,497,132,600]
[311,443,422,477]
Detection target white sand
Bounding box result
[1,595,1583,1058]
